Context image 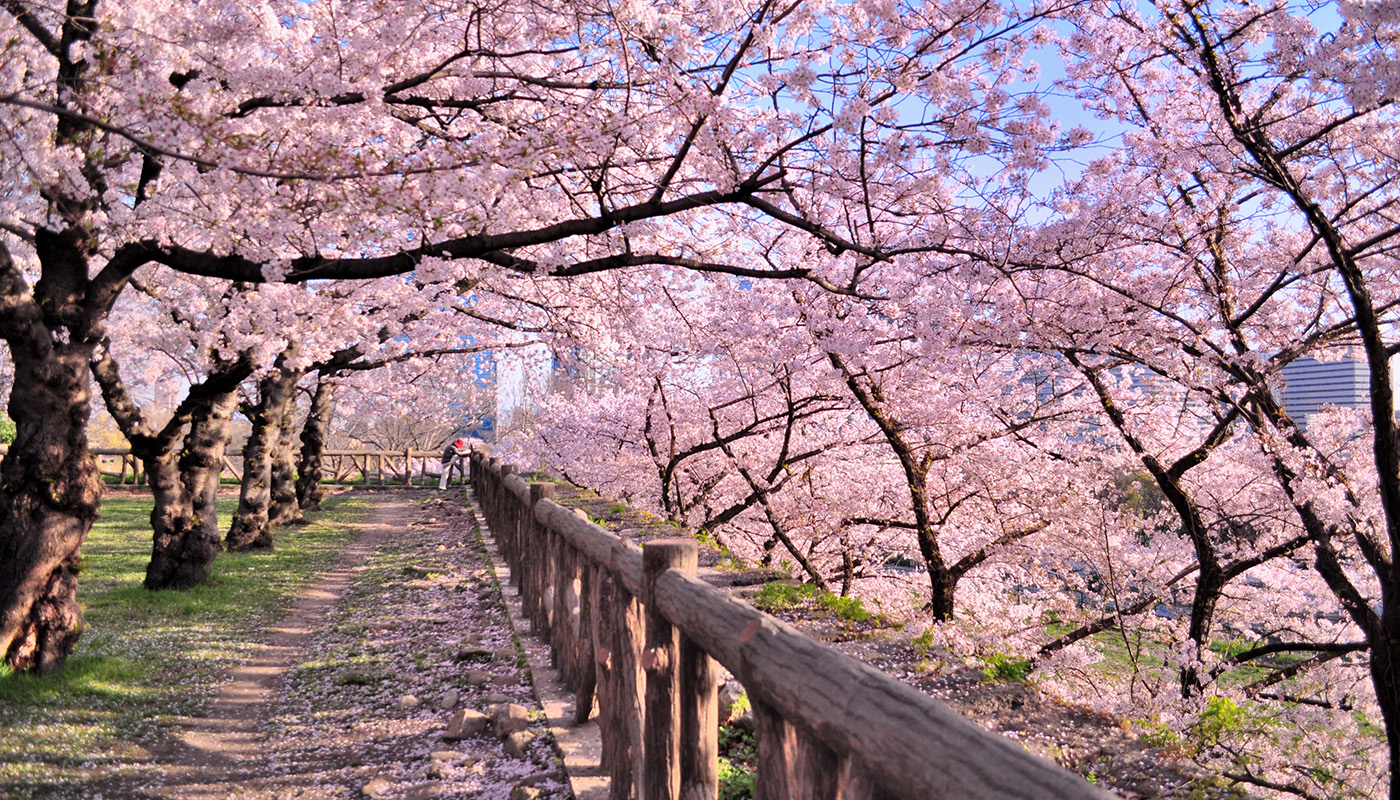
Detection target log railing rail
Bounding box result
[4,446,462,487]
[471,449,1117,800]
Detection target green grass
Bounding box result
[981,652,1034,683]
[718,717,758,800]
[753,581,886,627]
[752,581,820,612]
[0,494,367,799]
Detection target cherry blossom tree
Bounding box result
[91,275,260,587]
[1,0,1056,673]
[997,2,1400,792]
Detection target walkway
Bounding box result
[128,493,572,800]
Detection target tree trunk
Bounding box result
[296,376,336,511]
[925,553,957,622]
[1181,568,1225,698]
[227,355,301,551]
[92,338,252,590]
[0,335,102,673]
[0,238,114,673]
[269,384,302,526]
[143,390,238,589]
[142,450,194,588]
[0,206,138,673]
[1370,609,1400,800]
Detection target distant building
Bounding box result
[493,342,553,433]
[1279,356,1400,421]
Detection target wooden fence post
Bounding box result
[527,482,556,617]
[680,614,718,800]
[488,460,502,541]
[751,698,857,800]
[642,539,696,800]
[575,560,598,723]
[598,571,646,800]
[549,529,570,672]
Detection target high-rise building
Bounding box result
[1278,356,1400,421]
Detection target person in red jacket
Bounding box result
[439,437,468,489]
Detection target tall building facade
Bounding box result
[1279,357,1370,418]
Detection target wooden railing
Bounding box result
[79,448,460,487]
[471,451,1116,800]
[318,449,460,487]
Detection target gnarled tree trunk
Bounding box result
[0,331,101,673]
[269,385,302,526]
[227,352,302,551]
[144,391,240,589]
[92,341,253,590]
[296,375,337,511]
[0,231,131,673]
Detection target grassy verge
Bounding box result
[0,494,368,799]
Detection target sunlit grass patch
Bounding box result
[0,494,367,799]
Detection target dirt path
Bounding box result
[117,493,571,800]
[145,498,406,799]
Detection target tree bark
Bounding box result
[92,341,252,589]
[0,324,101,673]
[163,391,239,587]
[227,352,302,551]
[296,375,337,511]
[0,227,131,672]
[269,383,302,526]
[141,389,240,589]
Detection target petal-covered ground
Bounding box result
[137,492,569,800]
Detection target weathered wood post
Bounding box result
[680,610,718,800]
[527,492,554,635]
[536,517,556,636]
[549,529,571,675]
[528,482,556,632]
[752,700,846,800]
[551,538,589,698]
[643,539,696,800]
[500,464,517,550]
[488,458,503,542]
[599,569,646,800]
[575,559,598,723]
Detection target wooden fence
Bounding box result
[84,448,461,487]
[471,450,1116,800]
